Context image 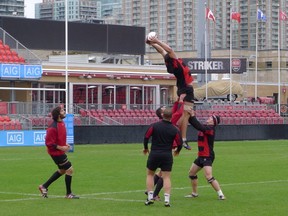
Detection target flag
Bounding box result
[231,11,241,23]
[257,9,267,21]
[206,7,215,22]
[279,10,288,21]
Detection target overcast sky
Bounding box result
[25,0,42,18]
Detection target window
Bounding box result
[266,61,272,68]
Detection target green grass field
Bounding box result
[0,140,287,216]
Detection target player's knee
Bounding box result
[58,169,66,175]
[189,175,198,180]
[207,177,215,184]
[66,166,74,175]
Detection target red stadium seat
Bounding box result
[3,122,11,130]
[3,44,10,50]
[258,117,266,124]
[9,121,15,130]
[5,50,12,56]
[18,57,25,63]
[15,122,22,130]
[234,118,241,125]
[246,117,257,124]
[0,49,6,55]
[1,55,8,63]
[11,50,18,56]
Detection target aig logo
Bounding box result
[7,132,24,145]
[34,132,46,145]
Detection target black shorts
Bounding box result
[193,156,214,168]
[51,154,72,170]
[177,86,194,103]
[146,152,173,172]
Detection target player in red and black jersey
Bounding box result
[38,106,79,199]
[185,109,225,200]
[143,108,183,207]
[146,34,194,150]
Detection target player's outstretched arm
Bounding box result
[151,43,167,57]
[151,38,177,59]
[146,32,177,59]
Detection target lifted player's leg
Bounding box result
[180,101,194,150]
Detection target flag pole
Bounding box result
[229,5,232,101]
[65,0,69,113]
[278,4,281,115]
[255,4,258,100]
[205,2,208,100]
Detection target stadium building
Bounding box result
[0,16,287,131]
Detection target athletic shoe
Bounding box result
[164,202,171,207]
[65,193,80,199]
[218,195,226,200]
[38,185,48,198]
[184,193,199,198]
[183,141,192,150]
[144,199,154,206]
[153,195,161,201]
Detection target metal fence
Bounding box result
[0,101,288,130]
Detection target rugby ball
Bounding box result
[147,32,157,41]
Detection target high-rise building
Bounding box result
[34,0,288,52]
[120,0,194,52]
[0,0,24,17]
[117,0,288,52]
[99,0,122,24]
[35,0,101,22]
[210,0,288,51]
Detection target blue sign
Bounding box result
[0,130,46,146]
[0,114,74,152]
[0,64,42,79]
[64,114,74,152]
[7,131,24,145]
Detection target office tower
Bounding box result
[35,0,100,21]
[210,0,288,50]
[0,0,24,17]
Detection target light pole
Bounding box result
[105,86,114,108]
[247,55,256,101]
[88,85,97,105]
[160,87,168,105]
[131,87,141,108]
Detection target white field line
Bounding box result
[80,179,288,196]
[0,198,41,202]
[0,179,287,203]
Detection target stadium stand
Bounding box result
[0,40,25,64]
[195,102,284,125]
[73,103,284,126]
[0,103,286,131]
[0,115,22,130]
[75,108,159,126]
[0,100,286,131]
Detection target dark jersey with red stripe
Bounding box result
[164,55,193,91]
[144,120,183,153]
[45,120,67,156]
[188,116,216,158]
